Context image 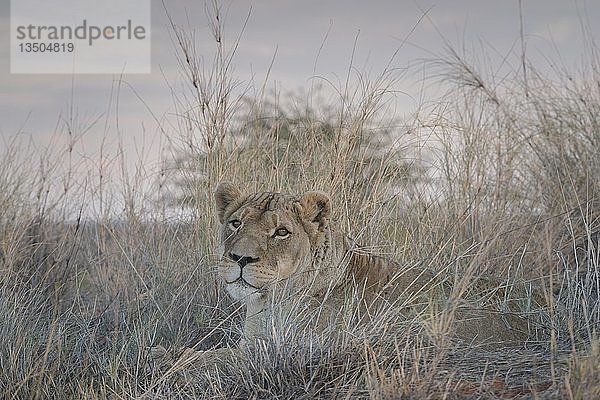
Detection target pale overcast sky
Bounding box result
[1,0,599,181]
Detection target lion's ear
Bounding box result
[298,191,331,231]
[215,182,242,223]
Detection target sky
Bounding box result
[1,0,599,199]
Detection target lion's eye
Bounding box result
[273,227,290,238]
[229,219,242,230]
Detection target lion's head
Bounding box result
[214,182,342,304]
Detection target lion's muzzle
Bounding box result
[219,252,263,289]
[228,252,260,268]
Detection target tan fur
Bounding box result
[214,183,539,348]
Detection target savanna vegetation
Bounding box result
[0,4,598,399]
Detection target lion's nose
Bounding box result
[228,252,260,268]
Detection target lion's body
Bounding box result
[214,183,541,349]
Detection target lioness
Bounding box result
[215,182,541,349]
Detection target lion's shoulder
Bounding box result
[344,247,434,297]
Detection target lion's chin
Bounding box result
[225,279,264,302]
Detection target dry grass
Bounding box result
[1,4,599,399]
